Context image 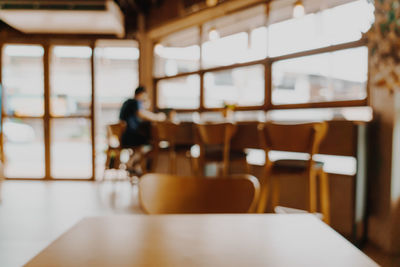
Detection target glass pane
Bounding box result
[3,118,44,178]
[204,65,265,108]
[268,12,323,57]
[202,32,248,68]
[94,40,139,179]
[268,0,374,57]
[250,26,268,61]
[157,75,200,109]
[50,46,92,116]
[272,47,368,105]
[201,5,266,68]
[321,0,375,46]
[51,119,92,179]
[2,45,44,116]
[154,27,200,77]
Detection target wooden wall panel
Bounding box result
[146,1,182,30]
[319,121,358,157]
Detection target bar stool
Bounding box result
[104,122,127,180]
[104,122,149,181]
[195,122,248,176]
[257,121,331,224]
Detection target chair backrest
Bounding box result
[231,121,260,150]
[258,122,328,155]
[107,122,126,148]
[152,121,180,144]
[195,122,237,175]
[139,173,260,214]
[151,121,181,173]
[196,122,236,145]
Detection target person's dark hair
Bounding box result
[135,86,146,97]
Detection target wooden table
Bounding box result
[26,214,377,267]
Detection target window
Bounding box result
[2,45,45,178]
[50,46,92,116]
[204,65,265,108]
[2,45,44,116]
[3,118,45,178]
[49,45,93,179]
[154,0,371,111]
[51,119,92,179]
[202,32,249,68]
[157,75,200,109]
[1,41,140,180]
[154,27,200,77]
[272,47,368,105]
[268,0,374,57]
[201,5,267,68]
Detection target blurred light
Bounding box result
[206,0,218,7]
[208,28,220,41]
[154,43,164,54]
[293,0,305,18]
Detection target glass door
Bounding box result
[1,41,139,180]
[49,45,93,179]
[2,44,45,178]
[94,40,139,179]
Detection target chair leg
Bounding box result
[257,163,272,213]
[319,169,331,225]
[191,157,202,176]
[222,160,229,176]
[257,180,269,213]
[170,150,177,174]
[271,175,280,212]
[217,162,228,177]
[308,171,318,213]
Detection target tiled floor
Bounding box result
[0,180,398,267]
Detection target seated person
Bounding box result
[119,86,165,147]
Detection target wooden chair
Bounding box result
[257,121,331,224]
[104,122,127,178]
[195,122,248,176]
[139,173,260,214]
[104,122,149,181]
[151,120,180,174]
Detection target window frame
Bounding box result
[154,38,368,112]
[0,38,140,181]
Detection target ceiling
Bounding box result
[0,0,165,37]
[0,0,360,38]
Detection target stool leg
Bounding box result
[319,170,331,225]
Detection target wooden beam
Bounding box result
[147,0,266,40]
[90,41,96,181]
[43,43,51,180]
[137,14,155,109]
[0,43,4,164]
